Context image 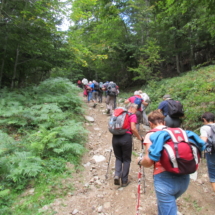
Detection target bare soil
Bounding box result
[45,99,215,215]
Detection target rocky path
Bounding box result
[44,100,215,215]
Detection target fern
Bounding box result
[6,152,42,183]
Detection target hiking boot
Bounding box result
[121,180,130,187]
[114,176,120,185]
[93,103,97,108]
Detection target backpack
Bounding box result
[134,96,143,109]
[82,78,88,85]
[93,82,99,91]
[167,99,184,118]
[149,127,200,174]
[86,84,92,92]
[140,93,150,103]
[107,83,117,96]
[205,124,215,153]
[108,107,132,135]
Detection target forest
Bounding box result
[1,0,215,88]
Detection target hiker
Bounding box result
[200,112,215,192]
[91,80,100,107]
[86,81,93,103]
[98,82,104,103]
[124,91,148,131]
[112,103,143,187]
[139,90,150,126]
[105,81,118,115]
[137,110,205,215]
[158,94,183,128]
[77,80,83,89]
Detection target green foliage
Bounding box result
[129,39,163,82]
[142,65,215,131]
[0,78,86,214]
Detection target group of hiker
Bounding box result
[108,91,215,215]
[78,77,215,214]
[78,79,119,113]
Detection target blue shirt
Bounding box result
[158,100,169,116]
[90,83,96,92]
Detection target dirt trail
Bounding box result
[47,99,215,215]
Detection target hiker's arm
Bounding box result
[137,143,154,167]
[200,136,207,142]
[142,101,148,106]
[131,122,142,141]
[124,99,130,104]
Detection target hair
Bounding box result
[201,112,215,123]
[127,103,138,109]
[148,110,165,125]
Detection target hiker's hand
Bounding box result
[137,157,143,166]
[140,136,144,143]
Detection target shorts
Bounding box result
[206,152,215,182]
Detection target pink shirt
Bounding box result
[126,113,137,135]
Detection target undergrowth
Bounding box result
[119,65,215,132]
[0,78,86,214]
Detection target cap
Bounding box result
[163,94,171,99]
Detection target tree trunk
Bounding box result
[11,47,19,89]
[176,53,180,74]
[190,28,195,68]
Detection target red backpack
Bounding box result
[108,107,132,135]
[149,127,200,174]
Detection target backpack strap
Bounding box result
[206,124,215,132]
[163,144,178,168]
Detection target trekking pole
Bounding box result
[105,149,112,179]
[136,147,143,215]
[141,141,146,194]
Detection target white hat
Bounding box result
[134,91,140,96]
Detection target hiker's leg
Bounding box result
[112,135,123,177]
[109,96,115,114]
[206,153,215,192]
[135,111,142,132]
[106,95,111,113]
[154,172,189,215]
[95,91,98,103]
[114,96,117,109]
[88,92,92,102]
[120,134,132,183]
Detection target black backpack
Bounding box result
[93,82,99,91]
[167,99,184,118]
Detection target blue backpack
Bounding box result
[134,96,143,109]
